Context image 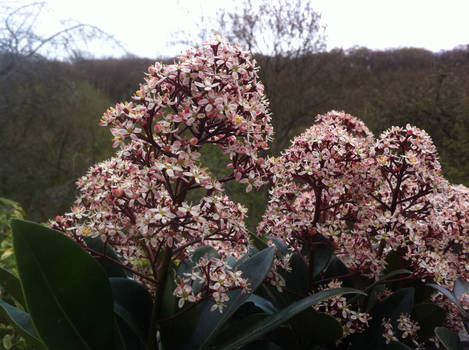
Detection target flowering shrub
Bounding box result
[51,38,273,310]
[1,39,468,350]
[259,110,469,347]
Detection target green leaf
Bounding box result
[246,294,277,314]
[177,246,220,277]
[383,250,405,274]
[113,317,129,350]
[188,246,221,293]
[411,303,445,341]
[200,246,276,349]
[0,265,25,307]
[386,341,413,349]
[372,287,415,322]
[283,252,308,296]
[434,327,460,350]
[110,278,152,349]
[360,288,415,349]
[210,313,269,348]
[10,219,116,350]
[323,256,350,280]
[356,269,413,311]
[216,288,365,350]
[263,325,298,350]
[454,278,469,299]
[2,333,13,350]
[366,284,386,313]
[365,269,412,292]
[428,283,468,318]
[312,244,334,278]
[160,247,275,350]
[248,231,269,251]
[83,236,127,278]
[268,238,288,256]
[0,300,44,349]
[159,266,192,350]
[290,308,343,345]
[191,245,219,264]
[160,266,178,319]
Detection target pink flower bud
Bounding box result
[112,189,124,198]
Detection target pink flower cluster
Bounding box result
[174,256,249,312]
[49,36,468,340]
[51,38,273,311]
[258,110,469,334]
[382,314,421,348]
[314,280,371,338]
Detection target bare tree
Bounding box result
[214,0,328,152]
[171,0,327,152]
[217,0,325,58]
[0,1,126,77]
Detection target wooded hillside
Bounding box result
[1,47,468,228]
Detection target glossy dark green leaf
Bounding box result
[428,283,468,318]
[160,247,275,350]
[411,303,445,341]
[216,288,365,350]
[159,266,196,350]
[246,294,277,314]
[366,284,386,313]
[83,236,127,278]
[360,288,416,349]
[357,269,413,312]
[191,245,220,263]
[386,341,413,349]
[434,327,460,350]
[0,300,44,349]
[312,244,334,278]
[268,237,289,256]
[177,246,220,277]
[283,252,308,296]
[290,308,343,345]
[114,312,137,350]
[110,278,152,349]
[372,287,415,322]
[454,278,469,299]
[263,324,297,349]
[11,219,116,350]
[244,342,284,350]
[0,265,25,307]
[323,256,350,280]
[249,231,269,251]
[190,246,221,293]
[383,250,405,274]
[200,246,276,349]
[365,269,412,292]
[210,313,269,348]
[160,266,178,319]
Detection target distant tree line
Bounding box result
[1,46,469,228]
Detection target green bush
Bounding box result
[0,198,28,349]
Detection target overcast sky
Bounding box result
[38,0,469,59]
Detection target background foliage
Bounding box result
[0,198,27,349]
[1,47,469,228]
